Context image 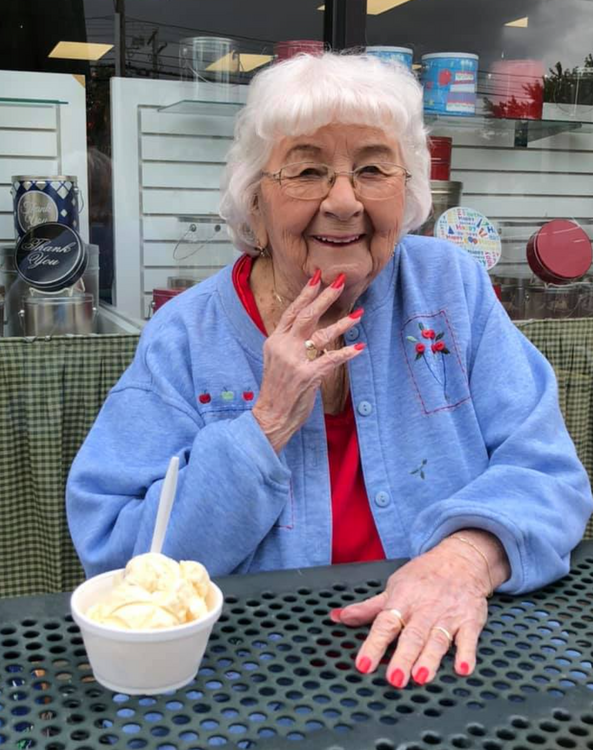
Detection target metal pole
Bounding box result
[324,0,367,51]
[114,0,126,77]
[148,30,158,77]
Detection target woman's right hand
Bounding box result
[252,271,366,453]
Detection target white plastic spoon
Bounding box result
[150,456,180,554]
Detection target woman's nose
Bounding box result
[320,174,364,220]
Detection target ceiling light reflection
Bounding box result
[48,42,114,61]
[206,53,273,73]
[505,16,529,28]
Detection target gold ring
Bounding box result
[432,625,453,644]
[304,339,319,361]
[384,608,407,628]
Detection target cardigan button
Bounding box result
[357,400,373,416]
[374,491,390,507]
[345,326,359,341]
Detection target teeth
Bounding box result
[317,235,361,244]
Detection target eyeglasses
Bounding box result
[261,161,412,201]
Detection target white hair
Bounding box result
[219,51,432,255]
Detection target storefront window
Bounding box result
[1,0,324,320]
[0,0,592,326]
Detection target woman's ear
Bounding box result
[249,192,269,250]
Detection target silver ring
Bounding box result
[383,608,407,628]
[304,339,319,361]
[432,625,453,644]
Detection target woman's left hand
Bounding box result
[330,532,509,687]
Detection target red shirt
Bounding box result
[232,254,385,564]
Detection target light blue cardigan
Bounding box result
[66,235,592,593]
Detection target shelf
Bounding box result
[158,99,244,116]
[426,113,592,147]
[0,97,68,107]
[156,103,592,145]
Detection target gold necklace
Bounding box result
[267,258,290,308]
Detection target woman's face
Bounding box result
[251,122,407,303]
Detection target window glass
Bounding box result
[366,0,592,71]
[0,0,323,317]
[367,0,593,316]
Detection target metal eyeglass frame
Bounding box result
[261,162,412,201]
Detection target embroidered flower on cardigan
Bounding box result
[410,458,428,480]
[407,322,451,400]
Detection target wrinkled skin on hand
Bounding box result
[252,272,365,453]
[331,534,506,687]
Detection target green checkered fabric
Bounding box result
[516,319,593,541]
[0,320,592,598]
[0,335,139,598]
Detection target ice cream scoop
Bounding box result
[87,552,210,630]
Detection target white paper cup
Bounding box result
[70,569,224,694]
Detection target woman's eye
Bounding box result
[358,165,383,176]
[295,168,325,178]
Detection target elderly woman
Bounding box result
[66,53,592,688]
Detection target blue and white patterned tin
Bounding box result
[366,46,413,71]
[11,176,81,241]
[421,53,479,116]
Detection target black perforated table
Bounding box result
[2,542,593,750]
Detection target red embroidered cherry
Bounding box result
[431,341,446,353]
[243,391,254,401]
[415,343,426,354]
[199,393,211,404]
[421,329,436,340]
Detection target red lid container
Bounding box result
[429,136,453,181]
[274,40,324,62]
[527,220,592,284]
[151,287,184,314]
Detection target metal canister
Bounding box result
[11,176,82,241]
[15,224,87,293]
[495,276,528,320]
[419,180,463,236]
[429,137,453,180]
[489,59,544,120]
[167,276,197,290]
[19,293,95,336]
[526,219,592,284]
[365,46,413,70]
[274,40,324,62]
[0,246,16,334]
[421,53,479,116]
[524,283,582,319]
[150,287,185,316]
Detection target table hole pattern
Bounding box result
[387,702,593,750]
[1,560,593,748]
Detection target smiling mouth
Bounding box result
[311,234,365,247]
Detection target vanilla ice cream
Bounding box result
[86,553,211,630]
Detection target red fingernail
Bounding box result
[330,273,346,289]
[329,608,343,622]
[354,342,366,351]
[309,269,321,286]
[349,307,364,319]
[414,667,429,685]
[458,661,470,675]
[388,668,404,688]
[357,656,371,674]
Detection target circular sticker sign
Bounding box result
[434,207,501,270]
[16,223,87,292]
